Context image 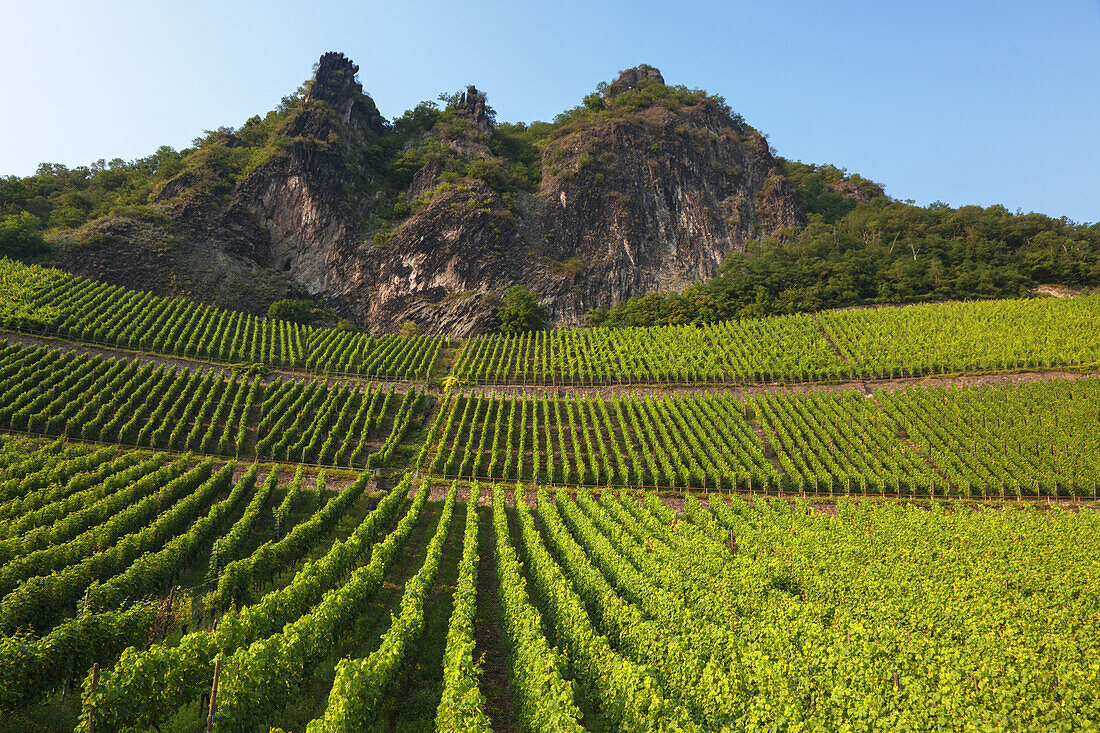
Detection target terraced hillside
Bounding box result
[421,380,1100,497]
[2,260,445,381]
[0,265,1098,731]
[453,295,1100,385]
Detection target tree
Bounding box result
[496,286,547,333]
[266,299,335,325]
[0,212,48,258]
[582,92,606,112]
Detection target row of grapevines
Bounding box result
[0,446,127,521]
[3,259,444,378]
[0,341,425,468]
[490,485,585,732]
[0,601,159,710]
[751,380,1100,497]
[452,294,1100,385]
[0,459,222,633]
[87,463,250,612]
[206,466,270,579]
[0,453,165,560]
[0,457,193,600]
[0,434,58,475]
[541,488,1100,729]
[819,295,1100,378]
[509,487,701,732]
[367,388,424,469]
[210,470,367,613]
[687,494,1100,729]
[305,482,457,731]
[209,478,431,731]
[425,391,777,489]
[425,378,1098,495]
[81,473,413,732]
[537,489,743,727]
[435,483,492,732]
[272,465,305,539]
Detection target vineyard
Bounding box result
[0,436,1095,731]
[1,260,444,380]
[1,264,1099,731]
[452,295,1100,384]
[0,340,425,469]
[421,379,1100,497]
[5,258,1100,388]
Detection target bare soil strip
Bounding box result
[458,367,1099,399]
[472,504,519,732]
[810,312,850,363]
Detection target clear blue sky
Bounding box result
[2,0,1097,223]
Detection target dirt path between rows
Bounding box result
[458,367,1099,399]
[811,312,850,363]
[473,503,518,732]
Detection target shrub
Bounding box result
[0,212,48,258]
[266,298,335,325]
[496,285,547,333]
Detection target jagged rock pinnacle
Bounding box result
[306,51,386,131]
[605,65,665,98]
[460,85,491,135]
[309,52,360,106]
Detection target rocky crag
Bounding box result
[60,53,835,335]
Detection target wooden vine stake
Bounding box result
[87,662,100,733]
[207,656,221,732]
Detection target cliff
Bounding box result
[56,55,835,335]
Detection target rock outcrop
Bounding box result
[338,65,806,333]
[58,56,829,335]
[460,85,491,135]
[605,65,666,98]
[230,52,384,297]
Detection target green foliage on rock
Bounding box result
[496,285,547,334]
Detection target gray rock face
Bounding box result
[232,52,384,299]
[308,52,385,131]
[460,85,491,135]
[524,108,803,327]
[66,53,812,335]
[335,89,805,334]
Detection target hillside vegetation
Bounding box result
[593,165,1100,326]
[2,57,1096,334]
